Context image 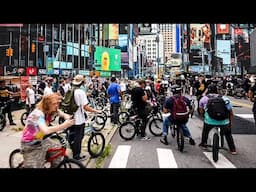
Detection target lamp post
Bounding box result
[156,30,160,78]
[89,37,96,72]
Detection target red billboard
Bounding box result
[26,67,37,76]
[216,24,230,34]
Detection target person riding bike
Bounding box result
[131,79,151,141]
[20,93,75,168]
[198,84,237,155]
[160,84,195,145]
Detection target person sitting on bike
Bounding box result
[131,79,151,141]
[20,93,75,168]
[198,84,237,155]
[0,79,17,126]
[160,84,196,145]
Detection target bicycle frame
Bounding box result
[46,147,66,162]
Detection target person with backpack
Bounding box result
[160,84,195,145]
[65,74,102,161]
[198,84,237,155]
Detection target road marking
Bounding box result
[203,152,236,168]
[231,100,252,108]
[157,148,178,168]
[108,145,131,168]
[235,114,254,119]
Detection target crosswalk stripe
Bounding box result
[108,145,131,168]
[235,114,254,119]
[157,148,178,168]
[203,152,236,168]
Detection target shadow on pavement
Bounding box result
[232,116,256,135]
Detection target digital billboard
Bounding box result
[216,24,230,34]
[94,47,121,71]
[190,24,211,51]
[216,40,231,65]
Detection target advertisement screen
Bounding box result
[190,24,211,51]
[216,24,230,34]
[94,47,121,71]
[109,24,119,40]
[216,40,231,65]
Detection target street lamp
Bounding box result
[89,37,96,72]
[156,30,160,78]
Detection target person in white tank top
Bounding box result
[25,83,36,112]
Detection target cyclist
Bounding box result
[21,93,75,168]
[198,84,237,155]
[131,79,151,141]
[160,85,195,145]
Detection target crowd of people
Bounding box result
[4,72,256,168]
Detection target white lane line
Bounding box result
[235,114,254,119]
[108,145,131,168]
[203,152,236,168]
[157,148,178,168]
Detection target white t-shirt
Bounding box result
[73,88,89,125]
[43,86,53,96]
[25,87,36,105]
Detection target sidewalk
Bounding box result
[0,109,117,168]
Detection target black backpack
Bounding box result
[60,87,79,115]
[206,94,229,120]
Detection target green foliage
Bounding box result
[95,143,112,168]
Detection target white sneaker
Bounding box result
[140,136,151,141]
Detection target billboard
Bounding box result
[94,47,121,71]
[109,24,119,40]
[216,24,230,34]
[250,29,256,67]
[216,40,231,65]
[190,24,211,51]
[117,34,128,52]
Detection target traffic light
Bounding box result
[6,48,10,56]
[31,43,35,53]
[9,48,13,56]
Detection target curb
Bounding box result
[84,125,118,168]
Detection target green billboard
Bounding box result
[94,46,121,71]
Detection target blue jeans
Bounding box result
[162,116,192,138]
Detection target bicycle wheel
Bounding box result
[118,111,129,125]
[119,122,136,140]
[9,149,24,168]
[212,132,219,162]
[176,125,184,152]
[148,118,163,136]
[92,115,105,131]
[20,112,29,126]
[57,158,85,168]
[88,132,105,158]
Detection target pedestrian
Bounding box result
[107,76,121,126]
[25,83,36,113]
[68,74,102,160]
[20,93,75,168]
